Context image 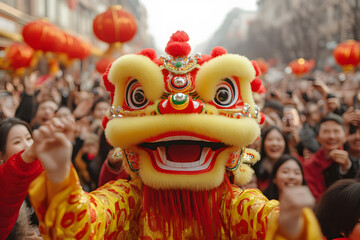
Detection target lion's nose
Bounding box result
[158,93,203,114]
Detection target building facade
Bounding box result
[0,0,154,87]
[249,0,359,67]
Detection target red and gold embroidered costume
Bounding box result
[29,31,322,239]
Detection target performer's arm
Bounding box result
[222,186,323,240]
[271,186,321,240]
[29,169,141,239]
[29,117,141,239]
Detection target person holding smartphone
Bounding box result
[342,96,360,178]
[0,91,20,121]
[303,113,356,202]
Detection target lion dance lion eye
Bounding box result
[125,79,149,109]
[213,77,238,107]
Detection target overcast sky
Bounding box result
[138,0,258,53]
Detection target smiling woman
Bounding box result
[0,118,43,240]
[253,126,290,191]
[263,154,307,200]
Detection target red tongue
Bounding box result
[167,145,201,163]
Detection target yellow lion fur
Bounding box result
[105,115,259,149]
[108,54,164,106]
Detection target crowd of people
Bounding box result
[0,62,359,239]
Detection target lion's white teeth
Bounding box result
[151,135,207,143]
[154,147,214,171]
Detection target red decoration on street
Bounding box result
[22,20,91,60]
[288,58,314,76]
[96,57,115,74]
[56,32,72,54]
[64,36,91,60]
[22,20,66,53]
[5,43,35,69]
[93,5,137,44]
[333,40,360,71]
[268,58,276,66]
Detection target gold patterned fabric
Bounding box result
[29,168,322,240]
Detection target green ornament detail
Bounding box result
[172,94,188,105]
[175,61,183,68]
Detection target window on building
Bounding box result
[346,29,355,40]
[36,0,46,17]
[46,0,57,22]
[285,0,290,10]
[58,1,70,29]
[321,8,327,23]
[2,0,15,8]
[333,4,340,20]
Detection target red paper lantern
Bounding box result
[268,58,276,66]
[93,5,137,44]
[0,58,8,70]
[55,32,71,53]
[333,40,360,71]
[255,58,269,75]
[288,58,314,76]
[22,20,65,53]
[96,57,115,74]
[5,43,34,69]
[60,35,90,60]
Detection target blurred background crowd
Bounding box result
[0,0,359,240]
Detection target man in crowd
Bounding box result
[343,106,360,177]
[303,113,357,201]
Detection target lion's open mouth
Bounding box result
[139,133,227,174]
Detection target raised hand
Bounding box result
[0,93,20,118]
[107,148,125,171]
[329,149,351,172]
[278,186,315,239]
[312,79,329,97]
[32,117,75,183]
[24,71,39,95]
[343,107,360,126]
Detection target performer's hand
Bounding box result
[278,186,315,239]
[25,229,43,240]
[107,148,124,172]
[33,117,75,183]
[21,143,37,163]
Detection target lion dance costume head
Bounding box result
[102,31,265,238]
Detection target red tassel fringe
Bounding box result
[143,181,232,240]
